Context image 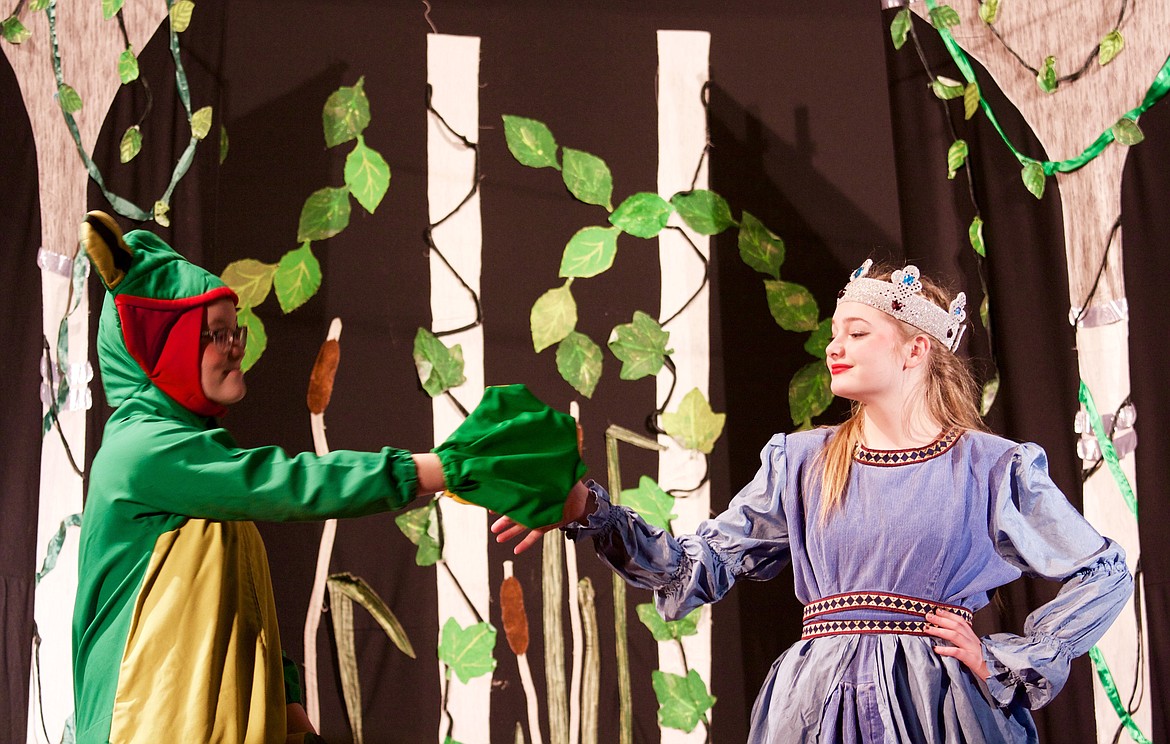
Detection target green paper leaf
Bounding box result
[1098,29,1123,66]
[345,138,391,213]
[502,115,560,170]
[191,105,213,140]
[890,8,911,51]
[169,0,195,32]
[662,388,725,454]
[1037,56,1058,93]
[237,306,267,373]
[946,139,968,180]
[929,5,961,29]
[102,0,124,21]
[789,360,833,427]
[29,0,49,10]
[119,126,142,164]
[969,215,986,257]
[438,618,497,684]
[530,283,577,353]
[737,211,785,278]
[607,311,672,380]
[978,0,999,24]
[297,186,351,242]
[413,328,466,397]
[621,478,677,531]
[323,77,371,148]
[979,293,990,329]
[980,373,1000,416]
[559,226,619,278]
[636,603,699,642]
[764,279,819,332]
[117,48,139,84]
[57,84,83,114]
[930,76,965,101]
[556,331,603,398]
[219,125,229,164]
[1111,116,1144,146]
[221,258,277,309]
[394,502,441,566]
[562,148,613,210]
[652,669,715,733]
[2,17,31,44]
[670,190,735,235]
[609,192,673,238]
[274,242,322,313]
[803,318,832,360]
[153,200,171,227]
[963,82,979,120]
[1021,161,1046,199]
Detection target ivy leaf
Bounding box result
[119,126,142,164]
[438,618,497,684]
[1098,29,1123,66]
[237,306,267,373]
[219,125,229,164]
[297,186,351,242]
[221,258,278,308]
[789,360,833,427]
[969,215,986,257]
[169,0,195,33]
[764,279,819,332]
[980,373,1000,416]
[1111,116,1144,146]
[502,115,560,170]
[559,226,620,278]
[946,139,968,180]
[889,8,911,51]
[562,148,613,210]
[191,105,213,140]
[662,388,725,454]
[652,669,715,733]
[274,242,322,313]
[102,0,124,21]
[117,48,139,84]
[670,190,735,235]
[621,478,677,532]
[963,82,979,120]
[609,192,672,238]
[607,311,672,381]
[57,84,83,114]
[636,603,699,642]
[345,138,391,213]
[2,16,31,44]
[1036,56,1058,93]
[930,76,965,100]
[530,282,577,353]
[737,211,785,278]
[394,502,441,566]
[978,0,999,24]
[153,200,171,227]
[979,293,990,329]
[413,328,466,397]
[1021,162,1046,199]
[803,318,832,360]
[556,331,603,398]
[323,77,371,148]
[928,5,961,29]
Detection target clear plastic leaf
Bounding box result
[1036,56,1057,93]
[607,310,672,380]
[28,0,49,10]
[556,331,603,398]
[969,215,986,257]
[1098,29,1123,66]
[57,84,83,114]
[803,318,832,360]
[394,502,441,566]
[980,373,1000,416]
[274,242,322,313]
[963,82,979,120]
[345,138,391,213]
[609,192,673,238]
[652,669,715,733]
[670,190,735,235]
[1111,116,1144,146]
[102,0,124,21]
[237,306,267,372]
[930,77,965,100]
[119,126,142,163]
[219,125,229,164]
[946,139,968,180]
[737,211,785,278]
[661,387,725,454]
[559,226,619,278]
[296,186,351,242]
[929,5,961,29]
[978,0,999,24]
[221,258,277,308]
[2,16,31,44]
[153,200,171,227]
[561,148,613,210]
[169,0,195,32]
[764,279,819,332]
[530,282,577,353]
[636,603,699,642]
[789,360,833,427]
[890,8,911,50]
[117,48,139,84]
[323,77,371,148]
[502,114,560,170]
[1021,162,1046,199]
[191,105,213,140]
[438,618,497,684]
[413,328,466,397]
[621,477,677,531]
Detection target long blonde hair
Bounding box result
[817,267,987,520]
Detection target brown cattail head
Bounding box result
[307,339,340,414]
[500,575,529,655]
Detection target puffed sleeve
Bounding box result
[980,442,1133,709]
[565,434,792,621]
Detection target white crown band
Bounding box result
[837,260,967,352]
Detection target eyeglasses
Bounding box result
[201,326,248,352]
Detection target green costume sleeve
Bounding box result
[432,384,586,528]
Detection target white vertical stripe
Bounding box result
[656,29,713,744]
[427,33,489,744]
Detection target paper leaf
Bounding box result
[274,242,322,313]
[394,502,441,566]
[345,138,391,213]
[57,84,83,114]
[636,603,699,642]
[297,186,351,242]
[609,192,673,238]
[662,388,725,454]
[789,360,833,427]
[191,106,213,140]
[946,139,968,180]
[963,82,979,120]
[803,318,832,360]
[323,77,371,148]
[929,5,961,29]
[559,226,619,278]
[103,0,124,20]
[237,306,267,373]
[413,328,466,398]
[556,331,603,398]
[117,48,139,84]
[607,311,672,381]
[1036,56,1058,93]
[621,477,677,531]
[1098,29,1123,66]
[890,8,911,50]
[29,0,49,10]
[764,279,819,332]
[737,211,785,278]
[221,258,277,308]
[153,200,171,227]
[980,373,1000,416]
[2,16,31,44]
[979,293,990,329]
[438,618,497,684]
[969,215,986,257]
[530,283,577,353]
[930,77,964,100]
[502,115,560,170]
[652,669,715,733]
[327,573,416,658]
[119,126,142,164]
[1111,117,1144,146]
[169,0,195,32]
[562,148,613,210]
[978,0,999,24]
[219,125,229,164]
[1021,162,1045,199]
[670,190,735,235]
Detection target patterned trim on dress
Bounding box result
[802,618,935,640]
[853,428,961,467]
[803,591,972,623]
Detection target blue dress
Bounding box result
[566,428,1133,743]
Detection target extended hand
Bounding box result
[491,481,593,554]
[925,608,990,679]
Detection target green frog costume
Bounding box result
[73,212,584,743]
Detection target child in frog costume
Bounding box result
[72,211,585,743]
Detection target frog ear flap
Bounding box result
[80,211,134,290]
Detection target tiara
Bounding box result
[836,260,967,352]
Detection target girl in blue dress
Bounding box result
[494,261,1133,743]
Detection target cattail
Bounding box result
[307,338,340,414]
[501,575,530,655]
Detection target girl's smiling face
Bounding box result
[826,301,918,405]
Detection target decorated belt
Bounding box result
[801,591,972,640]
